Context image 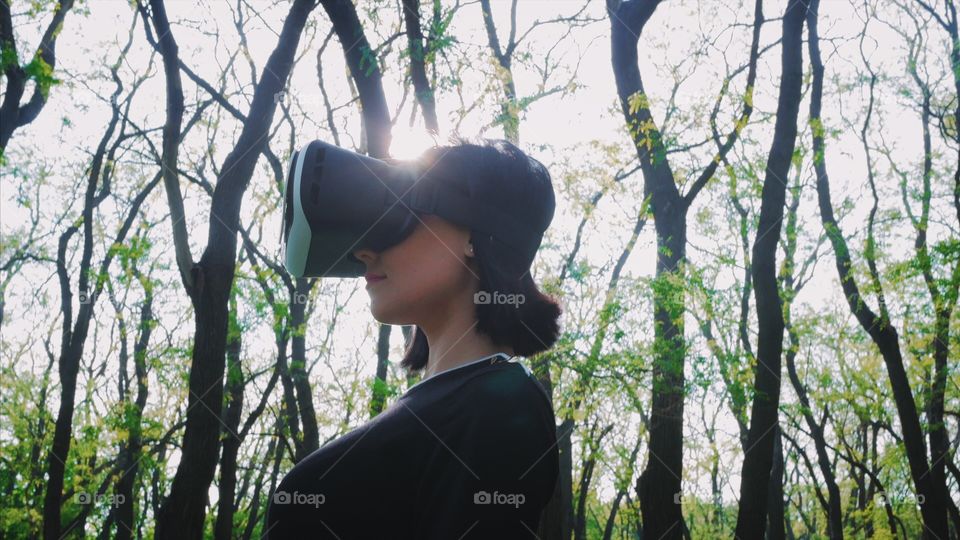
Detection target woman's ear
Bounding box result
[463,239,481,277]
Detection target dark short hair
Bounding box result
[399,139,562,371]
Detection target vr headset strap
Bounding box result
[406,182,541,259]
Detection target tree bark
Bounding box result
[733,1,806,537]
[402,0,439,133]
[765,424,786,540]
[370,323,392,417]
[142,0,193,292]
[289,278,320,457]
[213,299,243,540]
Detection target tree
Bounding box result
[608,0,763,535]
[734,1,808,537]
[810,0,950,536]
[0,0,75,160]
[140,0,320,536]
[41,16,162,536]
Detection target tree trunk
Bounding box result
[608,0,763,535]
[808,0,948,536]
[402,0,439,133]
[290,278,319,456]
[734,1,807,537]
[152,1,317,537]
[214,300,243,540]
[479,0,520,143]
[370,323,392,417]
[765,424,786,540]
[114,274,154,540]
[319,0,392,157]
[42,47,157,534]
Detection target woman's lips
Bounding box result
[364,273,387,285]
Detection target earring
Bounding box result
[466,243,474,256]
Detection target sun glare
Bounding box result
[389,125,440,160]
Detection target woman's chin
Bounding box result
[373,312,417,328]
[369,300,402,325]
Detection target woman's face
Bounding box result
[351,213,478,325]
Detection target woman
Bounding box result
[265,139,562,539]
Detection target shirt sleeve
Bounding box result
[410,365,558,539]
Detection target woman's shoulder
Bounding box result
[456,361,556,433]
[465,360,548,401]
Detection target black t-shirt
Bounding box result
[264,354,559,539]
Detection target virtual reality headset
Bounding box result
[281,140,543,278]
